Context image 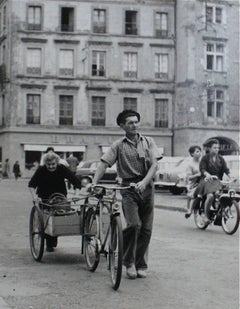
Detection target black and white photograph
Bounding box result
[0,0,239,308]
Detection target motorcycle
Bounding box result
[193,179,240,235]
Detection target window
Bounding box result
[92,51,106,77]
[155,12,168,37]
[61,7,74,32]
[207,89,224,119]
[92,96,105,126]
[154,54,168,79]
[124,52,137,78]
[125,11,137,35]
[206,43,224,71]
[206,5,223,24]
[93,9,106,33]
[123,97,137,111]
[28,6,42,30]
[59,95,73,125]
[26,48,41,76]
[59,49,74,77]
[26,94,40,124]
[155,99,168,128]
[3,6,6,33]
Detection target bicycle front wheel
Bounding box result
[221,200,240,235]
[84,208,100,271]
[29,205,44,261]
[109,215,123,291]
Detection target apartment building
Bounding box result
[175,0,239,155]
[0,0,239,175]
[0,0,175,173]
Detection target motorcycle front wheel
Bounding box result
[221,200,239,235]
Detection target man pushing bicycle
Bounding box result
[91,110,162,279]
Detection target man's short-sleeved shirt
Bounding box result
[101,134,161,179]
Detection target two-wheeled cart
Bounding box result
[29,193,86,262]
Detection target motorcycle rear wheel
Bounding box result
[194,206,209,230]
[221,200,239,235]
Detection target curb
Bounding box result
[155,204,186,213]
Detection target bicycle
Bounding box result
[193,179,240,235]
[83,184,134,290]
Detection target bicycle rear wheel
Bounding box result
[221,200,240,235]
[109,215,123,290]
[29,205,44,261]
[84,208,100,271]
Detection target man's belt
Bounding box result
[122,176,144,184]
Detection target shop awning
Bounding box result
[23,144,86,152]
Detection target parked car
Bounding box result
[76,160,118,186]
[154,157,190,194]
[154,155,240,194]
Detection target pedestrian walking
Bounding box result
[91,109,162,279]
[2,158,10,178]
[13,160,21,180]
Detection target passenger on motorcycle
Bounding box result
[196,139,233,223]
[185,145,202,219]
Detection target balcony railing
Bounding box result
[124,71,137,78]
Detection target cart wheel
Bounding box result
[29,205,44,261]
[84,208,100,271]
[109,216,123,291]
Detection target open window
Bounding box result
[61,7,74,32]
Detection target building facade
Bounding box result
[0,0,175,174]
[175,0,239,155]
[0,0,239,175]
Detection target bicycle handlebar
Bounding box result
[92,184,135,191]
[220,179,237,185]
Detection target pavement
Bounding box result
[154,189,187,212]
[0,179,186,308]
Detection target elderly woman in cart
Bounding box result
[28,151,82,252]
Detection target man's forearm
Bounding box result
[143,161,158,185]
[93,161,108,184]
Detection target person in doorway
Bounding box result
[184,145,202,218]
[13,161,21,180]
[2,159,10,178]
[66,153,79,191]
[91,109,161,279]
[28,152,82,252]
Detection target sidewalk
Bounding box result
[154,190,187,213]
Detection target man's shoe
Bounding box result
[46,247,54,252]
[137,269,147,278]
[185,212,191,219]
[126,265,137,279]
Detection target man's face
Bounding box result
[121,116,139,135]
[45,159,58,172]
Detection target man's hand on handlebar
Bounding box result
[204,175,218,182]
